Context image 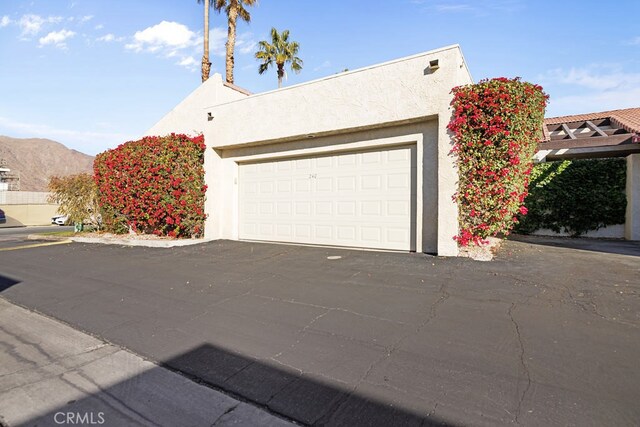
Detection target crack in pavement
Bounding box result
[0,346,119,393]
[271,309,332,359]
[508,302,531,425]
[315,280,452,425]
[251,293,408,326]
[211,403,240,426]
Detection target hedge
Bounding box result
[515,158,627,236]
[94,134,207,238]
[447,77,548,246]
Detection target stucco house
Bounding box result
[147,45,473,256]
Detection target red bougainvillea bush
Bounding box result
[447,77,548,246]
[94,134,207,238]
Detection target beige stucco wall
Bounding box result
[626,154,640,240]
[201,45,472,255]
[2,204,59,226]
[145,73,249,137]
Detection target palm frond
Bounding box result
[258,62,270,75]
[213,0,226,12]
[255,27,303,85]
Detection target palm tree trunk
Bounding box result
[277,63,284,88]
[225,2,238,84]
[201,0,211,82]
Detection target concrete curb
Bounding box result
[27,234,212,248]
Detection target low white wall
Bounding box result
[626,153,640,240]
[532,224,625,239]
[0,191,51,205]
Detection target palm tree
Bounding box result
[197,0,213,82]
[214,0,257,84]
[255,28,303,88]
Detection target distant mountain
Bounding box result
[0,135,94,192]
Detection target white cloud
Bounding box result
[95,24,104,30]
[125,21,199,55]
[39,29,76,49]
[18,14,63,37]
[235,32,257,55]
[178,56,197,67]
[97,33,114,42]
[434,3,474,12]
[208,27,227,56]
[177,56,199,72]
[79,15,94,23]
[124,21,252,70]
[313,60,332,72]
[96,33,123,43]
[542,64,640,91]
[0,16,11,27]
[540,64,640,116]
[627,36,640,46]
[417,0,522,14]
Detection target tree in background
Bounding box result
[197,0,213,82]
[48,173,101,231]
[215,0,257,84]
[255,27,303,88]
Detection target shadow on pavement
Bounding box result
[509,234,640,257]
[0,274,20,292]
[22,343,455,427]
[0,215,25,228]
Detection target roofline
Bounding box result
[223,81,252,96]
[545,107,640,124]
[205,44,468,109]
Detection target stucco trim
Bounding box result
[213,116,436,150]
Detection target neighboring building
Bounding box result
[147,45,473,256]
[0,159,20,191]
[537,108,640,240]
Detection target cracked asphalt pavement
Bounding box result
[0,236,639,426]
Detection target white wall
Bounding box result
[626,153,640,240]
[145,73,249,137]
[203,45,472,255]
[532,225,625,239]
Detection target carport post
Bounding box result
[626,154,640,240]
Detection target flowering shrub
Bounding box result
[447,77,548,246]
[94,134,207,238]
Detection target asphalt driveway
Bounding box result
[0,237,638,426]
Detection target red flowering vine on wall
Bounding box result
[447,77,548,246]
[93,134,207,238]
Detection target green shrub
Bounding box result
[515,158,627,236]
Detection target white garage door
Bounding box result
[239,146,415,250]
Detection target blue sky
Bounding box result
[1,0,639,155]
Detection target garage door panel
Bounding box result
[315,201,332,216]
[316,177,333,192]
[239,146,414,251]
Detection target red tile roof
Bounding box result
[544,107,640,139]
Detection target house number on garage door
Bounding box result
[308,174,317,179]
